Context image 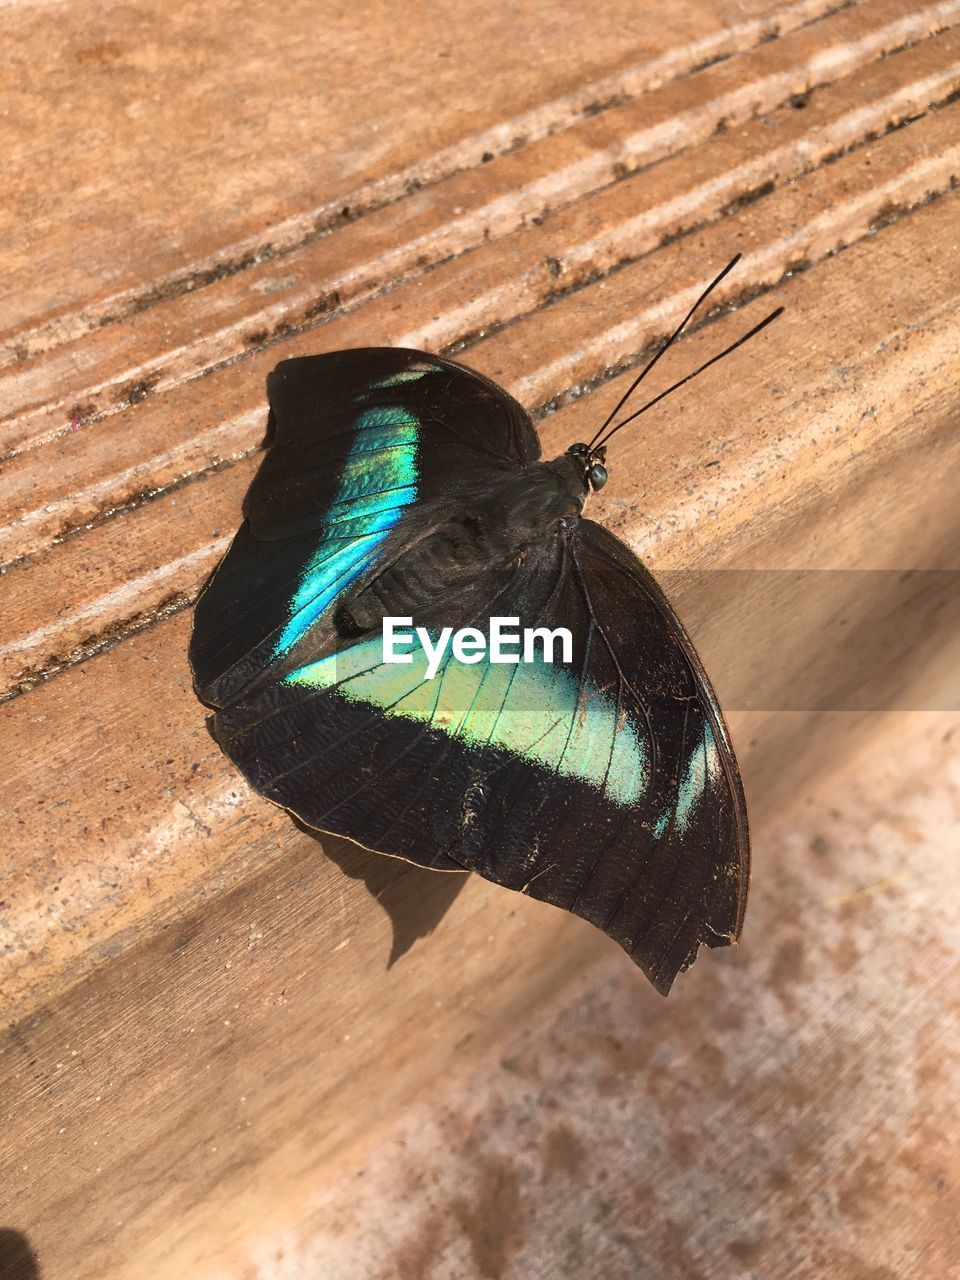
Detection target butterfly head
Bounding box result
[567,442,608,492]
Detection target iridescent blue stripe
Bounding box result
[274,406,419,656]
[323,486,418,524]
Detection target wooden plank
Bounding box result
[4,2,956,455]
[3,82,960,573]
[3,191,958,1005]
[0,0,848,346]
[1,205,958,1277]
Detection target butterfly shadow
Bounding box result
[290,818,469,967]
[0,1230,40,1280]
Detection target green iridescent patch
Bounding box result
[376,367,432,387]
[652,720,718,837]
[285,635,648,807]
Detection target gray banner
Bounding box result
[656,568,959,712]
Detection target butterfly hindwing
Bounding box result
[208,536,570,870]
[210,517,748,993]
[567,518,748,987]
[190,348,541,707]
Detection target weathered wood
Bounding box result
[1,0,852,348]
[1,1,958,1276]
[2,205,958,1275]
[4,2,955,453]
[3,115,960,687]
[258,710,960,1280]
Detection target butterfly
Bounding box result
[190,255,782,994]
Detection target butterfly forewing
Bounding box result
[191,349,540,707]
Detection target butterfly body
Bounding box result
[191,344,751,994]
[339,451,593,635]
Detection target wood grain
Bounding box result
[4,1,955,455]
[1,1,958,1276]
[1,0,849,347]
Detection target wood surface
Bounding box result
[1,0,958,1276]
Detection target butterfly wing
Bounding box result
[566,517,748,988]
[190,347,540,707]
[210,517,748,993]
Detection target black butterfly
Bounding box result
[190,257,782,994]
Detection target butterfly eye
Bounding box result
[588,463,608,490]
[568,443,590,457]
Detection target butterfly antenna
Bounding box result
[587,254,742,449]
[594,304,784,449]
